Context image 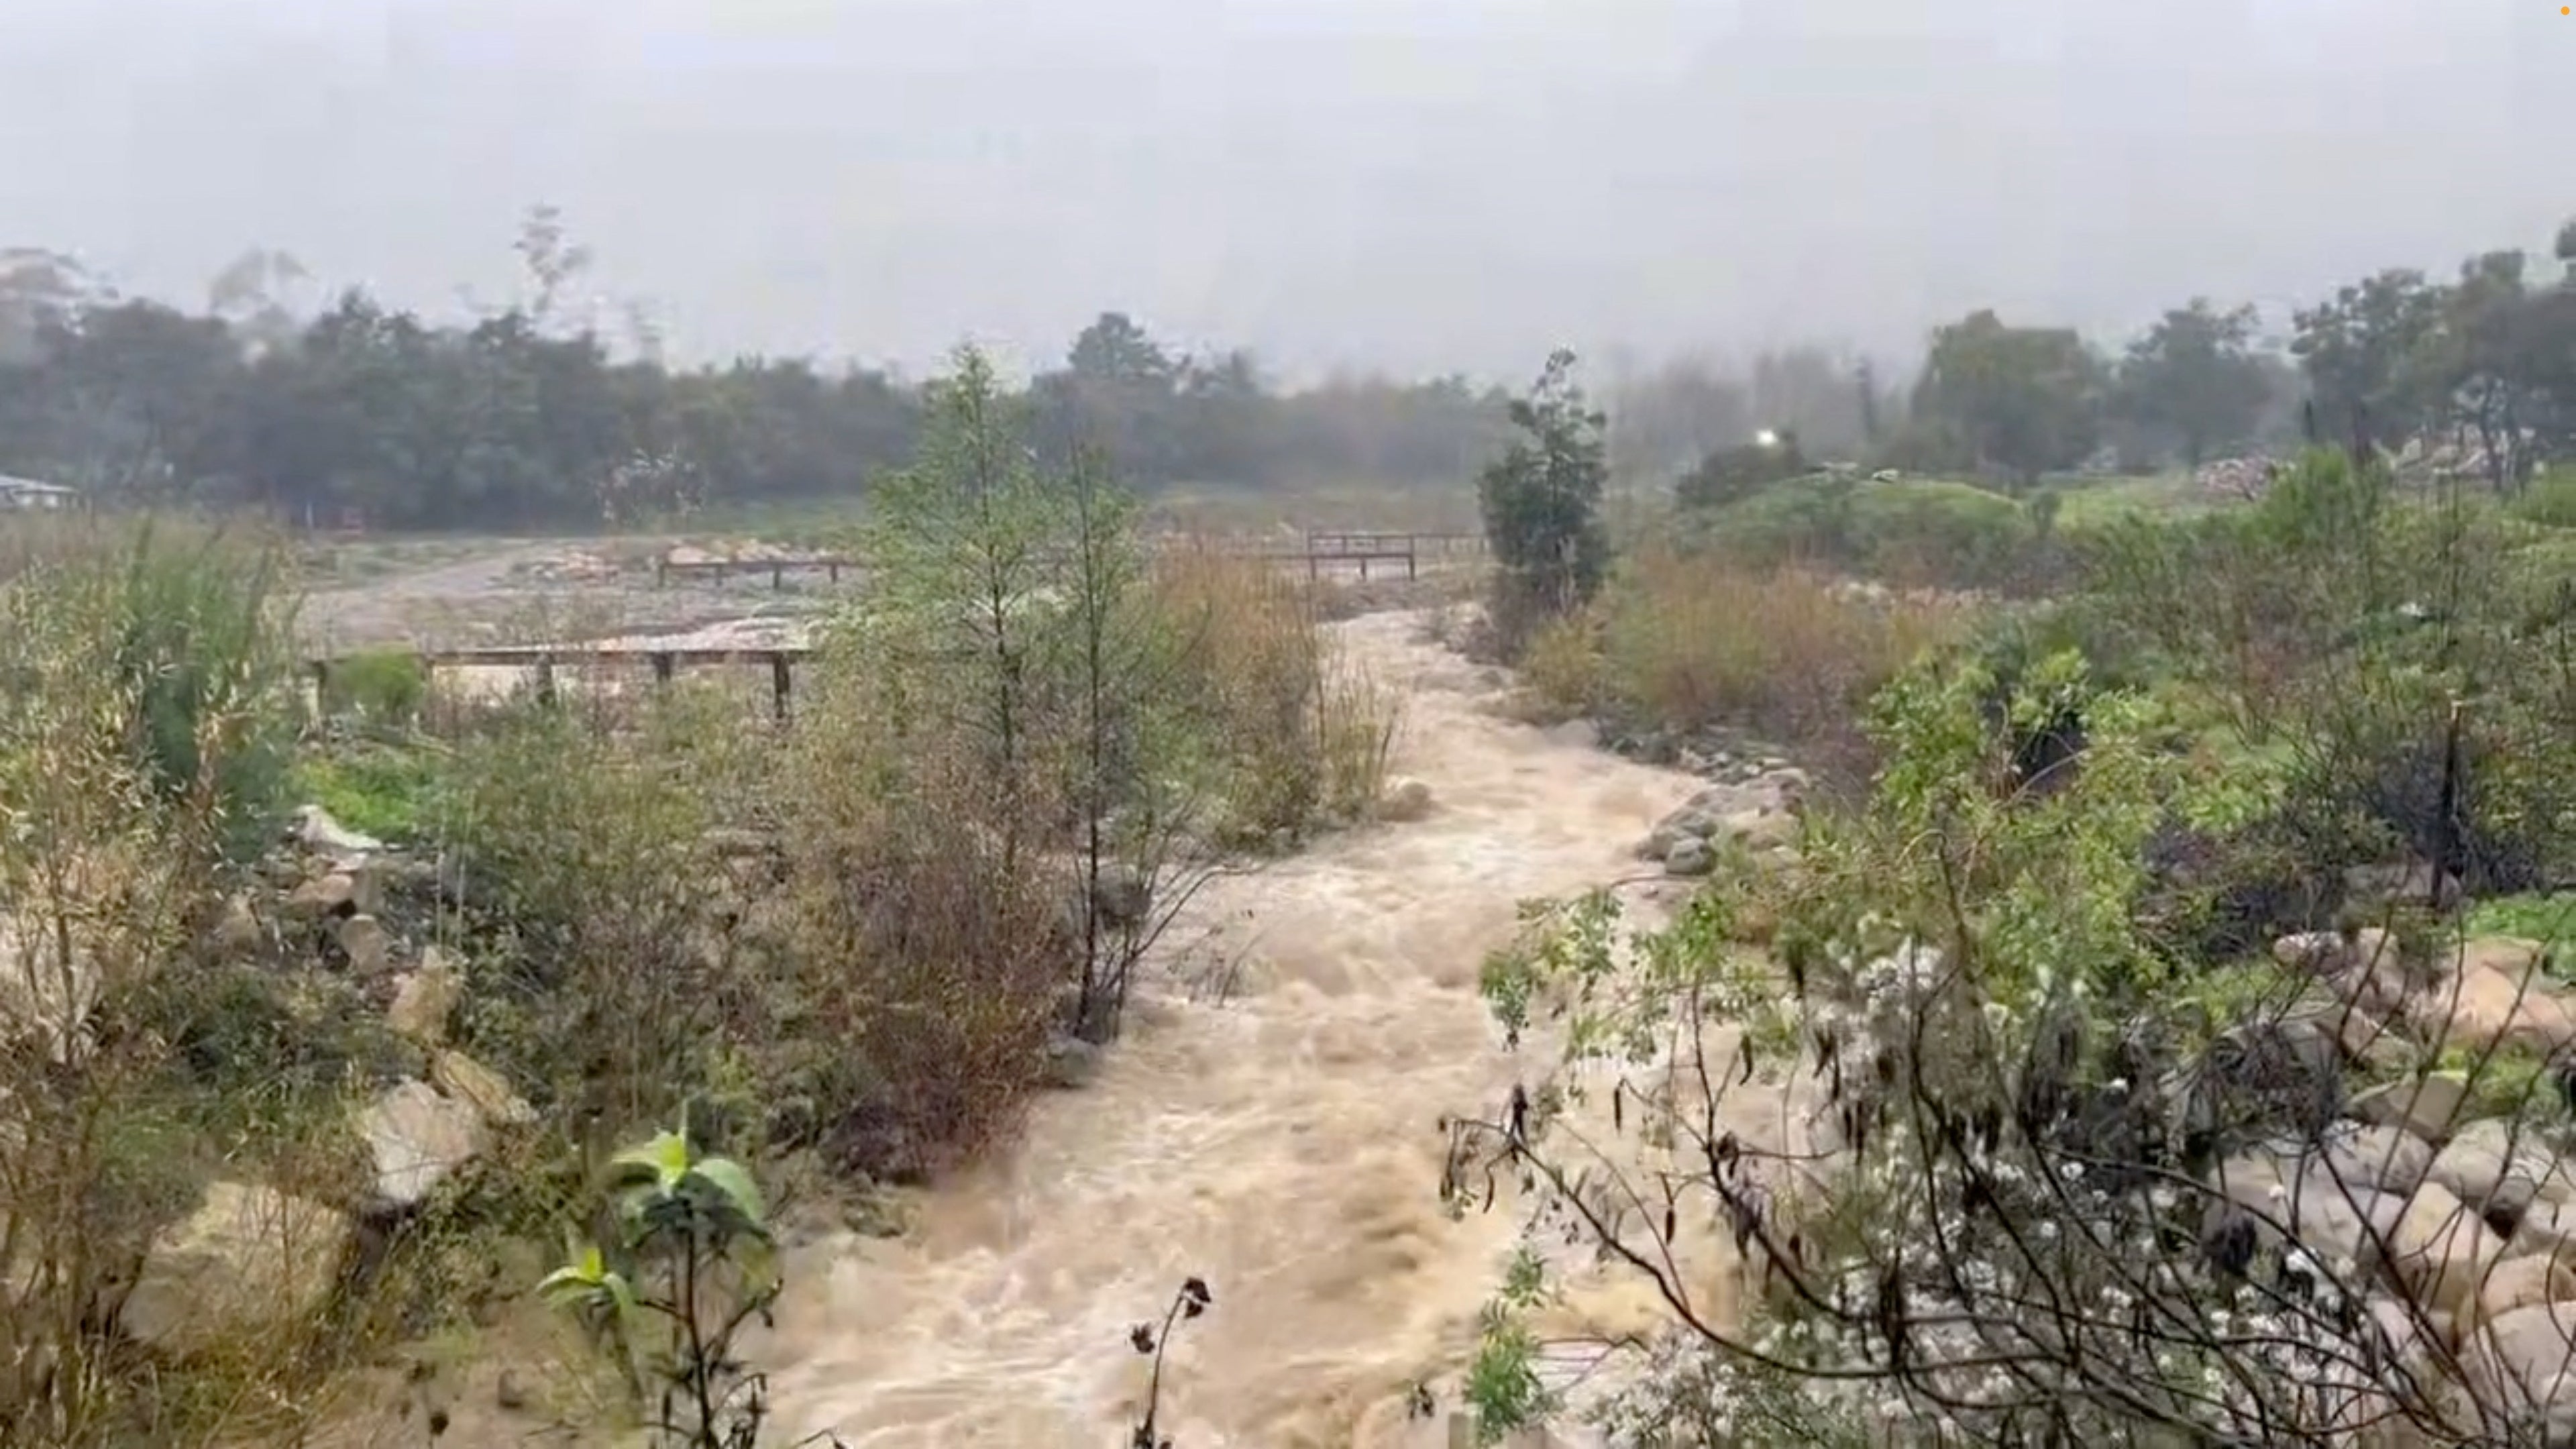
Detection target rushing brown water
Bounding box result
[748,610,1762,1448]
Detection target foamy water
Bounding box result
[751,611,1770,1448]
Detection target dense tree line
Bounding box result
[1623,218,2576,494]
[0,227,1517,530]
[1922,223,2576,489]
[7,207,2574,527]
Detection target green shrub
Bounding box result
[1,517,299,862]
[1844,478,2035,585]
[1690,475,2039,590]
[320,647,427,725]
[1458,639,2491,1443]
[439,700,739,1129]
[1674,433,1809,511]
[1478,350,1612,657]
[2084,448,2576,894]
[2465,891,2576,945]
[541,1123,780,1448]
[1590,547,1960,778]
[2511,468,2576,529]
[292,743,453,842]
[0,515,348,1447]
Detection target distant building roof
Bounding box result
[0,474,76,496]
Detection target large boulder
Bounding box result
[386,947,463,1046]
[2429,1118,2576,1227]
[2512,1198,2576,1265]
[2408,937,2576,1058]
[210,892,264,954]
[2471,1303,2576,1440]
[2185,1016,2346,1146]
[2206,1149,2401,1270]
[357,1080,488,1209]
[2351,1075,2476,1146]
[1377,777,1436,824]
[2478,1252,2576,1324]
[1662,837,1714,878]
[1721,807,1798,854]
[2384,1181,2510,1324]
[431,1050,536,1128]
[2275,928,2410,1018]
[2311,1120,2436,1197]
[1635,808,1715,863]
[335,913,393,976]
[121,1182,352,1357]
[1636,786,1800,865]
[293,804,384,857]
[284,871,356,920]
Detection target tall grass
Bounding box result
[1535,541,1961,779]
[1147,550,1401,842]
[3,515,298,860]
[775,663,1076,1176]
[0,515,368,1448]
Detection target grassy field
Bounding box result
[2047,470,2218,527]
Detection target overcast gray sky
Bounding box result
[0,0,2565,382]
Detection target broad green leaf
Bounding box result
[600,1267,638,1326]
[536,1267,597,1306]
[686,1155,766,1226]
[608,1128,692,1190]
[538,1242,610,1305]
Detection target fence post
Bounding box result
[769,651,792,722]
[533,657,558,710]
[308,659,331,718]
[655,557,668,588]
[651,651,676,686]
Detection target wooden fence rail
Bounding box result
[309,644,818,722]
[313,528,1491,720]
[653,555,853,588]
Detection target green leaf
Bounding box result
[608,1128,692,1191]
[600,1267,638,1325]
[536,1267,596,1305]
[538,1242,612,1305]
[686,1154,766,1227]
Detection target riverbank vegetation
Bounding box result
[8,201,2576,1445]
[1460,422,2576,1440]
[0,342,1394,1447]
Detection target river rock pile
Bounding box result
[663,539,807,568]
[2202,926,2576,1428]
[2196,456,2278,499]
[2394,431,2540,486]
[1600,720,1807,790]
[115,806,539,1360]
[515,547,623,583]
[1635,769,1811,877]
